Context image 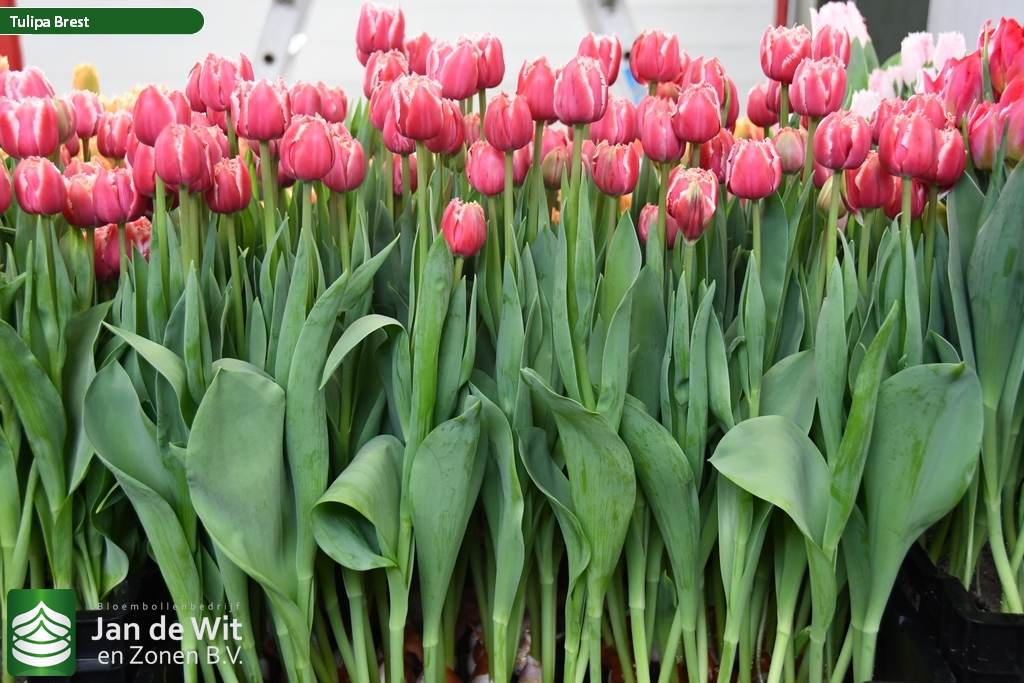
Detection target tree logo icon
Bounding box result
[5,589,76,676]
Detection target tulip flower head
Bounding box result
[554,56,608,125]
[673,82,721,144]
[985,18,1024,96]
[205,156,253,214]
[134,85,191,146]
[518,57,559,122]
[63,172,99,228]
[590,96,637,145]
[69,89,104,139]
[790,56,847,117]
[427,39,481,101]
[96,110,133,160]
[639,96,685,162]
[425,99,467,155]
[667,166,718,244]
[814,110,871,170]
[280,115,336,182]
[199,53,254,112]
[484,92,532,151]
[94,165,144,224]
[726,138,783,199]
[232,78,291,142]
[324,133,367,193]
[746,83,778,128]
[473,33,505,90]
[699,128,735,183]
[578,33,622,86]
[364,50,409,100]
[405,33,435,75]
[845,150,896,213]
[760,25,812,84]
[877,113,938,179]
[466,140,506,196]
[392,75,444,141]
[154,123,207,187]
[812,24,852,66]
[774,126,807,174]
[638,203,681,248]
[925,125,967,188]
[356,2,406,66]
[884,177,927,220]
[630,30,683,85]
[592,141,640,196]
[0,97,59,159]
[442,198,487,258]
[15,156,67,215]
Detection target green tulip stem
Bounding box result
[923,183,938,307]
[487,195,504,329]
[826,170,842,269]
[332,191,351,273]
[900,176,912,238]
[259,140,278,264]
[478,89,488,136]
[606,567,636,683]
[802,117,819,185]
[683,239,695,302]
[504,150,516,264]
[858,212,873,300]
[383,138,394,217]
[781,83,790,127]
[453,256,464,293]
[85,228,96,306]
[691,143,702,170]
[828,627,854,683]
[319,566,358,683]
[588,612,602,683]
[154,175,169,305]
[313,606,340,683]
[226,108,238,158]
[651,161,670,292]
[83,136,91,162]
[414,143,431,291]
[570,124,584,210]
[223,213,246,353]
[643,525,663,654]
[655,609,683,683]
[301,181,318,290]
[532,120,545,240]
[402,153,413,215]
[753,197,763,277]
[116,220,129,285]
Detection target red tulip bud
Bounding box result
[392,74,444,141]
[553,56,608,126]
[790,56,846,118]
[186,62,205,112]
[870,97,904,145]
[639,96,685,162]
[630,30,682,85]
[924,125,967,188]
[14,157,67,215]
[814,110,870,170]
[726,138,783,199]
[94,166,144,224]
[324,134,367,193]
[592,141,639,196]
[760,25,812,84]
[96,110,133,160]
[69,89,104,139]
[667,166,718,244]
[878,113,938,179]
[205,156,252,214]
[845,151,896,213]
[463,112,482,147]
[638,203,680,248]
[884,178,927,221]
[442,198,487,257]
[94,218,152,281]
[0,96,59,159]
[986,17,1024,96]
[590,96,636,145]
[699,128,735,184]
[484,92,532,151]
[405,33,434,76]
[320,84,348,124]
[199,53,254,112]
[384,106,416,155]
[473,33,505,90]
[55,97,77,145]
[518,57,558,122]
[578,33,622,86]
[426,99,466,155]
[967,101,998,170]
[0,66,54,101]
[427,39,480,101]
[369,83,394,131]
[231,78,291,141]
[129,142,157,197]
[356,2,405,66]
[134,86,191,146]
[542,145,569,189]
[63,173,99,228]
[746,83,778,128]
[513,145,531,185]
[364,50,409,100]
[765,79,782,114]
[393,152,417,195]
[466,140,506,196]
[812,25,851,66]
[154,123,206,188]
[280,115,336,181]
[932,51,982,126]
[774,126,807,174]
[903,93,949,129]
[673,82,721,144]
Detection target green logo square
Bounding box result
[6,589,76,677]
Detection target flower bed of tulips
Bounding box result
[2,4,1024,683]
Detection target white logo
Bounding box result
[10,601,72,667]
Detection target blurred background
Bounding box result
[9,0,1021,108]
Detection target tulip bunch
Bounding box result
[1,6,1022,683]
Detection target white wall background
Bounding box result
[16,0,772,113]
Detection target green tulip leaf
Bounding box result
[760,350,816,434]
